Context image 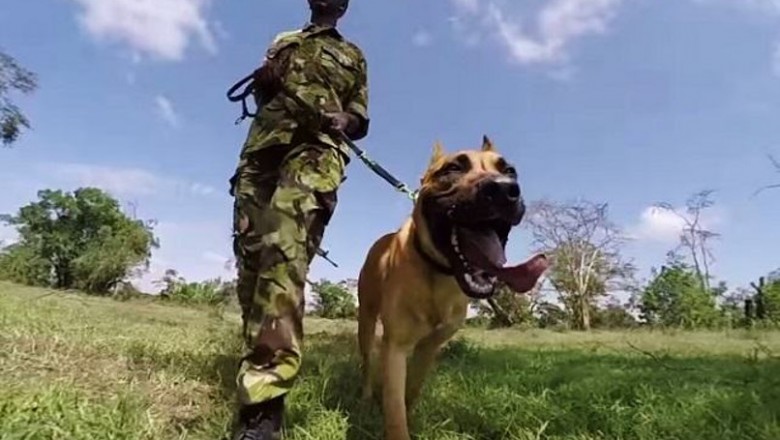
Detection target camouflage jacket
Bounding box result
[239,23,370,159]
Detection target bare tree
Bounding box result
[526,199,636,331]
[754,154,780,196]
[654,190,719,293]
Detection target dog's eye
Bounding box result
[441,163,463,174]
[503,166,517,177]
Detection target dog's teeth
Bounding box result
[464,270,496,295]
[464,273,475,287]
[464,272,491,294]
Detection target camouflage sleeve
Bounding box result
[345,55,369,141]
[254,37,298,100]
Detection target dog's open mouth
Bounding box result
[448,221,548,299]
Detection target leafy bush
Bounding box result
[592,301,639,329]
[0,242,51,286]
[639,260,723,329]
[156,269,235,306]
[310,279,356,319]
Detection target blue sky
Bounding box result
[1,0,778,295]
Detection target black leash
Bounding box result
[278,83,418,202]
[226,73,417,269]
[226,72,259,125]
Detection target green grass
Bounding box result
[2,281,780,440]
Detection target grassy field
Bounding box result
[2,281,780,440]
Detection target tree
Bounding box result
[746,270,780,325]
[526,199,636,330]
[0,188,158,293]
[654,190,719,293]
[310,278,357,319]
[765,272,780,324]
[638,255,722,328]
[1,50,38,146]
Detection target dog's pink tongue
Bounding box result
[495,254,549,293]
[458,227,549,293]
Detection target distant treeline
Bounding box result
[1,187,778,331]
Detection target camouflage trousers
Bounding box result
[231,141,346,405]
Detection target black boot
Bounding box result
[232,395,285,440]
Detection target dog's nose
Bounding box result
[481,176,521,204]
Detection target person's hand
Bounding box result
[253,48,293,96]
[324,112,356,134]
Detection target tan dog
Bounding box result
[356,136,549,440]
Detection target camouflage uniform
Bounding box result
[230,23,369,406]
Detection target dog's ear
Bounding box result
[481,135,496,152]
[429,141,445,166]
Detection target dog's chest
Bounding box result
[426,281,469,328]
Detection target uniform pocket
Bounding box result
[320,45,357,71]
[320,45,359,94]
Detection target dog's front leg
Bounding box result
[406,325,458,409]
[382,340,412,440]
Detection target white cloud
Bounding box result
[628,207,688,244]
[190,183,216,197]
[452,0,480,15]
[449,0,624,66]
[627,205,723,244]
[70,0,217,61]
[412,30,434,47]
[41,163,217,199]
[155,95,180,128]
[213,20,230,41]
